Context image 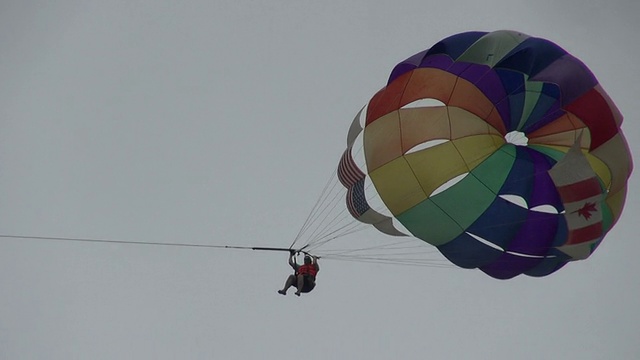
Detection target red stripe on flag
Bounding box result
[556,177,602,203]
[337,149,365,188]
[567,222,602,245]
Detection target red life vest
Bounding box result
[297,264,318,277]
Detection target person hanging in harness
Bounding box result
[278,251,319,296]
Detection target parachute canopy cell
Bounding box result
[339,30,632,279]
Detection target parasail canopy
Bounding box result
[331,30,632,279]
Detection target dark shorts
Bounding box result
[294,274,316,293]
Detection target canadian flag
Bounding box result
[548,136,605,259]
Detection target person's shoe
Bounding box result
[277,290,286,295]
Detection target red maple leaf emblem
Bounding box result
[572,202,598,220]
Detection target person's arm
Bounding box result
[288,252,298,270]
[313,256,319,271]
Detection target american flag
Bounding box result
[337,147,365,188]
[346,179,371,218]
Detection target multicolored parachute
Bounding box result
[336,30,632,279]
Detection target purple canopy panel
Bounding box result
[419,54,454,70]
[527,149,563,210]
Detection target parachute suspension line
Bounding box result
[290,122,452,266]
[293,128,387,247]
[308,235,458,269]
[302,222,368,253]
[320,254,457,268]
[290,153,372,252]
[302,191,373,247]
[314,238,444,260]
[291,168,339,248]
[302,181,348,243]
[299,175,393,252]
[303,162,376,248]
[292,179,348,251]
[299,200,369,253]
[293,168,401,253]
[303,144,380,245]
[316,237,433,257]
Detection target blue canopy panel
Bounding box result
[520,83,563,133]
[437,197,529,269]
[495,37,567,77]
[494,68,526,132]
[437,145,566,278]
[479,210,560,279]
[497,146,536,201]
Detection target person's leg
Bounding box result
[278,275,296,295]
[294,275,304,296]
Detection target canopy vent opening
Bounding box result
[504,131,529,146]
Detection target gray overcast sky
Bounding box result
[1,1,638,359]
